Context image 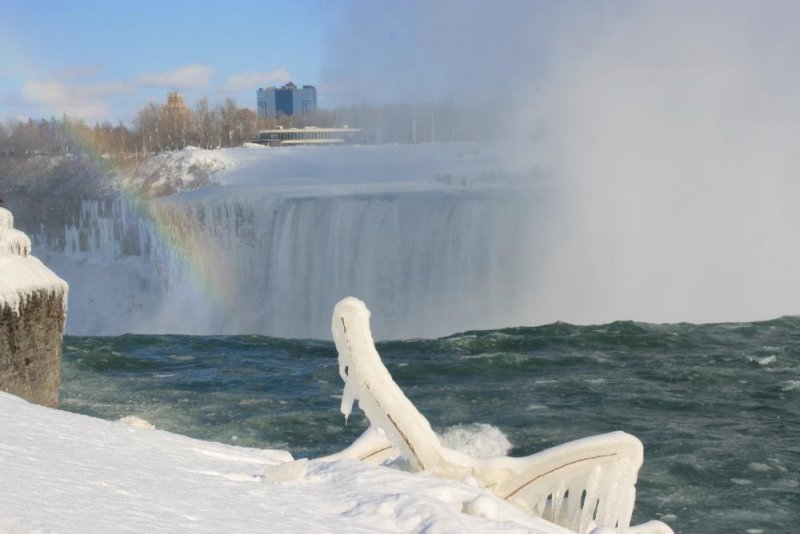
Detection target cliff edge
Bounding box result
[0,206,68,407]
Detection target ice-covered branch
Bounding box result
[332,297,447,472]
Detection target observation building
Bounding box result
[256,126,362,146]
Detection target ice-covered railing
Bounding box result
[0,207,67,315]
[327,297,673,534]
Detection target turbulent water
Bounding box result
[60,317,800,533]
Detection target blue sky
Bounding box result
[0,0,561,125]
[0,0,351,123]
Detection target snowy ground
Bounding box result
[0,392,569,533]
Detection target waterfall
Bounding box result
[37,183,549,340]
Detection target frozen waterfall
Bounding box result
[36,177,550,340]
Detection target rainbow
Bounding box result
[3,18,239,325]
[0,91,238,323]
[71,139,240,323]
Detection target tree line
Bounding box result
[0,96,496,160]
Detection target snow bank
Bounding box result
[123,148,232,196]
[0,391,568,534]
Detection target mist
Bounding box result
[325,1,800,325]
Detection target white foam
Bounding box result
[748,462,772,472]
[781,380,800,391]
[438,424,513,459]
[117,416,155,430]
[748,355,777,366]
[525,404,549,411]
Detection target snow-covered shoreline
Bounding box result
[0,391,568,533]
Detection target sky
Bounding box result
[0,0,560,126]
[0,0,350,124]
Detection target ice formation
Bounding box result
[0,207,68,315]
[328,297,674,534]
[0,207,31,256]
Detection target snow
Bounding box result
[125,148,230,195]
[0,207,68,314]
[0,391,569,534]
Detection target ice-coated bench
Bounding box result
[326,297,673,534]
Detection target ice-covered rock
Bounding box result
[0,207,68,407]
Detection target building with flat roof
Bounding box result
[257,82,317,118]
[256,126,361,146]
